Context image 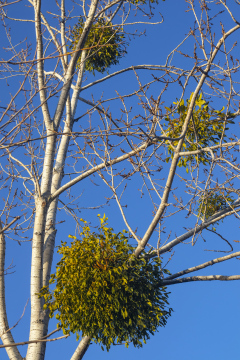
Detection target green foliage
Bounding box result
[164,93,234,169]
[70,18,126,75]
[39,215,172,351]
[198,190,235,221]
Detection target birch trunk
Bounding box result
[0,221,22,360]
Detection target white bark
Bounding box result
[26,3,95,359]
[0,220,22,360]
[40,53,88,357]
[26,198,48,360]
[70,336,91,360]
[42,50,87,288]
[42,49,87,296]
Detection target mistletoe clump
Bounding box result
[131,0,165,4]
[39,215,172,351]
[132,0,159,4]
[164,93,234,169]
[70,18,126,74]
[198,190,235,221]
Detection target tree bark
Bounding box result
[0,220,22,360]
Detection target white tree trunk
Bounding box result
[0,221,22,360]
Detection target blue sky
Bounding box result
[1,1,240,359]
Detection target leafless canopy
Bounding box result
[0,0,240,359]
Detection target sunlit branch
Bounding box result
[0,0,21,8]
[156,200,240,256]
[70,336,91,360]
[49,141,149,202]
[81,65,185,91]
[0,216,20,235]
[134,64,199,257]
[179,139,240,157]
[163,251,240,281]
[162,275,240,286]
[0,334,69,348]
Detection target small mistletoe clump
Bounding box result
[198,190,235,221]
[164,93,234,170]
[131,0,159,4]
[39,215,172,351]
[69,18,127,74]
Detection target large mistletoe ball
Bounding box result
[40,216,172,351]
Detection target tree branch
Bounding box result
[70,336,91,360]
[49,141,149,202]
[179,138,240,157]
[0,219,22,359]
[162,275,240,286]
[156,200,240,256]
[134,21,240,257]
[0,334,69,349]
[0,216,20,235]
[80,65,184,91]
[163,251,240,281]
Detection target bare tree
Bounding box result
[0,0,240,359]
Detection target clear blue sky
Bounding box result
[1,1,240,359]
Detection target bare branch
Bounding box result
[164,252,240,281]
[0,334,69,349]
[162,275,240,286]
[0,216,20,235]
[49,141,149,202]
